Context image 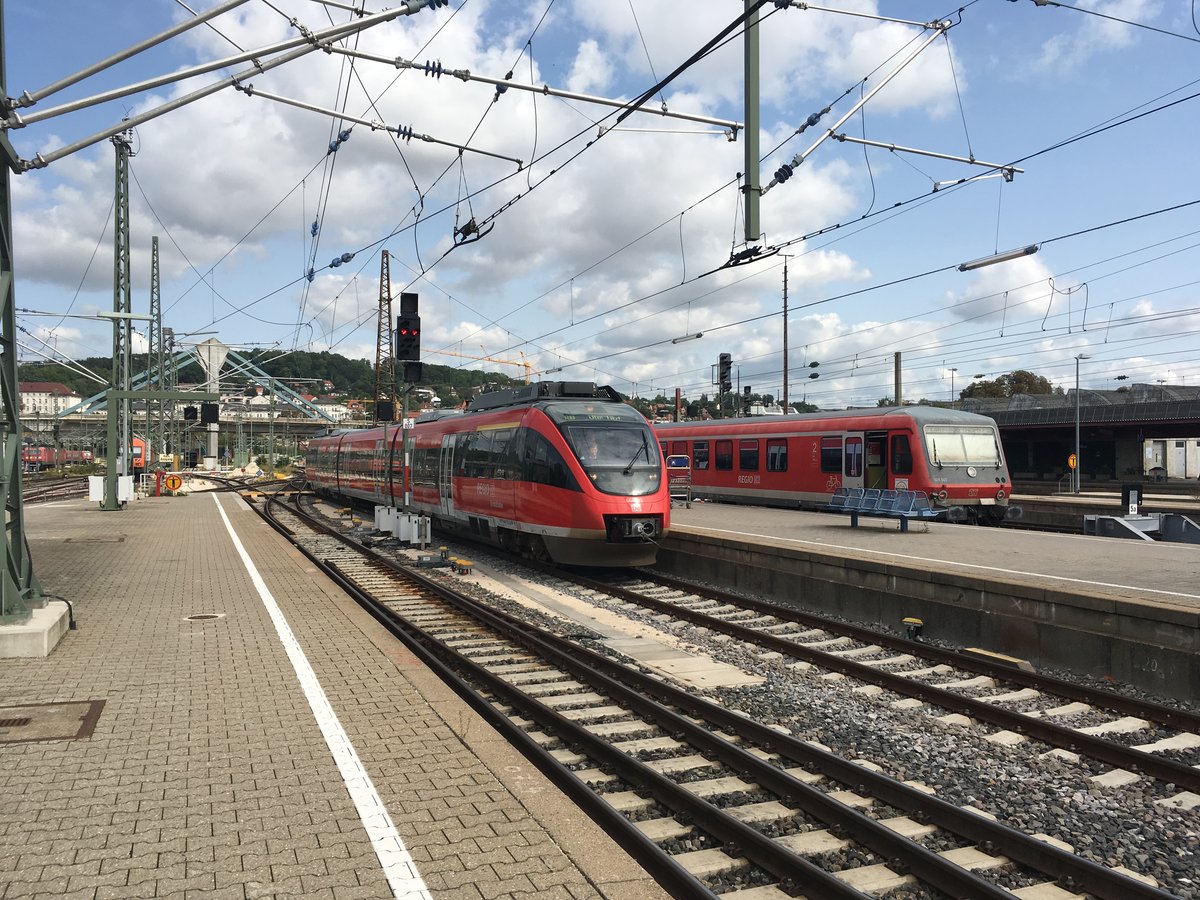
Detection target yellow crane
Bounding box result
[427,348,532,384]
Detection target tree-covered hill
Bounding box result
[18,350,520,405]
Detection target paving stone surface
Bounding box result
[3,492,670,900]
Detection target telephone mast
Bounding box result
[373,250,396,422]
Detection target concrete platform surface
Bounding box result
[2,493,670,900]
[669,501,1200,612]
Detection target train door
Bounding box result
[865,432,888,490]
[842,433,865,491]
[438,434,456,518]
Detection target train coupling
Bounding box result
[606,514,662,542]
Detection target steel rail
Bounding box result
[257,494,721,899]
[640,570,1200,733]
[260,497,885,896]
[256,496,1171,899]
[574,571,1200,793]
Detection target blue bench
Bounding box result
[825,487,942,532]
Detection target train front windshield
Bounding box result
[548,404,663,496]
[923,425,1004,469]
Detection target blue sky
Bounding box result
[6,0,1199,407]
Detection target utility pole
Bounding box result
[102,128,134,511]
[146,236,163,467]
[1,1,42,615]
[373,250,396,423]
[781,256,790,411]
[743,0,761,244]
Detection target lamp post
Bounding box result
[1074,353,1090,494]
[949,368,958,407]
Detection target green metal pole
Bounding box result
[103,131,133,510]
[743,0,761,244]
[0,0,42,617]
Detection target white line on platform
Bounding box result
[700,527,1200,602]
[212,494,431,900]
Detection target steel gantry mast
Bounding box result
[373,250,396,423]
[146,235,164,466]
[102,128,134,511]
[0,5,39,617]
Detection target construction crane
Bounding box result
[427,348,532,384]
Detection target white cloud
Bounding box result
[1033,0,1163,71]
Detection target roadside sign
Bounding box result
[165,474,183,491]
[1067,453,1077,470]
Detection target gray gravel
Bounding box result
[365,528,1199,898]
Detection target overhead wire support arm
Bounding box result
[5,0,254,113]
[234,83,523,167]
[829,134,1023,180]
[761,19,949,196]
[327,48,743,137]
[772,1,942,30]
[2,0,449,144]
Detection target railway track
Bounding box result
[249,490,1182,899]
[22,475,89,504]
[561,569,1200,798]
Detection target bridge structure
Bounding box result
[970,388,1200,485]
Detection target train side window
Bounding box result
[890,434,913,475]
[411,448,438,487]
[766,439,787,472]
[715,440,733,470]
[490,428,515,480]
[844,437,863,477]
[820,436,842,472]
[739,439,759,471]
[693,441,710,470]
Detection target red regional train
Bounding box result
[653,406,1020,525]
[307,382,670,566]
[21,445,94,470]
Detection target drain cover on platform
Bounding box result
[0,700,105,744]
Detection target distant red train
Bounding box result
[22,445,94,470]
[654,406,1020,525]
[307,382,670,566]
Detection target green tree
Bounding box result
[961,370,1062,400]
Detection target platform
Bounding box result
[661,502,1200,703]
[2,493,670,899]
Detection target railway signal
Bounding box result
[396,292,422,382]
[395,315,421,361]
[718,353,732,393]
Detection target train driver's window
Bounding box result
[890,434,913,475]
[766,438,787,472]
[820,436,842,472]
[715,440,733,470]
[844,437,863,478]
[693,441,710,470]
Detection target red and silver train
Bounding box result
[21,445,94,470]
[307,382,670,566]
[654,406,1020,525]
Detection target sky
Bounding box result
[5,0,1200,408]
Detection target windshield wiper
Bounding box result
[931,439,942,469]
[623,439,648,475]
